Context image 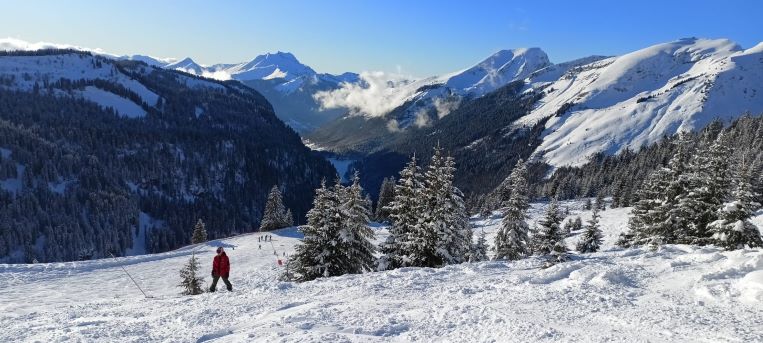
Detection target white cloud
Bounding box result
[413,108,431,128]
[202,70,232,81]
[0,37,111,55]
[173,67,232,81]
[386,119,401,132]
[433,97,461,118]
[314,71,416,118]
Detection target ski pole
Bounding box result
[109,252,151,298]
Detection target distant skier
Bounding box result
[210,247,232,292]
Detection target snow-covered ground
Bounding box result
[1,200,762,342]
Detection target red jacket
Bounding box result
[212,252,230,278]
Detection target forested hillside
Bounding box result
[0,50,335,263]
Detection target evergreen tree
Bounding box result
[285,181,344,281]
[622,167,673,247]
[340,172,377,273]
[260,185,289,231]
[378,155,426,270]
[283,209,294,227]
[470,229,489,262]
[674,133,732,244]
[708,166,763,250]
[424,147,472,265]
[374,177,395,222]
[584,198,592,210]
[594,193,605,211]
[191,219,207,244]
[179,252,204,295]
[493,159,530,260]
[577,207,603,253]
[532,199,565,256]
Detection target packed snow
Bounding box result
[2,199,761,342]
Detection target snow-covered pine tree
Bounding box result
[493,159,531,260]
[594,193,605,211]
[374,177,395,222]
[339,172,377,273]
[674,132,732,244]
[708,165,763,250]
[260,185,289,231]
[621,167,673,247]
[446,184,474,264]
[285,180,345,281]
[658,131,697,243]
[470,229,489,262]
[283,209,294,227]
[576,207,603,253]
[179,252,204,295]
[532,199,564,255]
[379,155,426,270]
[562,218,574,237]
[191,219,207,244]
[424,147,471,265]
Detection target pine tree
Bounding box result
[191,219,207,244]
[674,133,732,244]
[340,172,377,273]
[584,198,592,210]
[494,159,530,260]
[532,199,565,256]
[285,181,344,281]
[470,229,489,262]
[374,177,395,222]
[260,185,290,231]
[424,147,471,265]
[708,166,763,250]
[595,193,605,211]
[378,155,426,270]
[283,209,294,227]
[179,252,204,295]
[622,167,673,247]
[577,207,603,253]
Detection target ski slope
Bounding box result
[1,200,762,342]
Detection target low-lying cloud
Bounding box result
[0,37,108,54]
[314,71,416,118]
[175,67,232,81]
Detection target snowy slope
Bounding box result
[2,199,761,342]
[521,38,763,167]
[0,52,232,118]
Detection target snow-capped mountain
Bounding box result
[0,50,335,262]
[307,48,554,151]
[521,38,763,167]
[214,51,317,81]
[158,51,361,132]
[393,47,552,127]
[165,57,206,75]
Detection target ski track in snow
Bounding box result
[1,200,762,342]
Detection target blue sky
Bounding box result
[1,0,761,76]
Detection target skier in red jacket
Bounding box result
[210,247,232,292]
